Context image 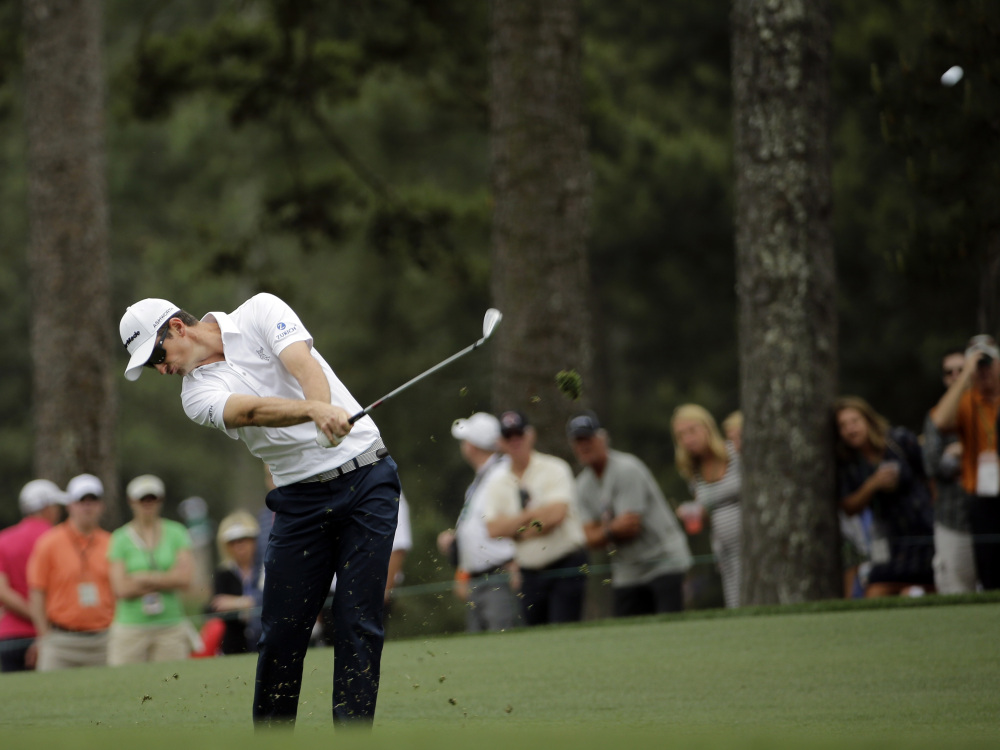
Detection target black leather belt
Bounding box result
[302,439,388,483]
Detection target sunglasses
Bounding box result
[943,367,963,377]
[144,327,170,368]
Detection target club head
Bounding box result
[482,308,503,340]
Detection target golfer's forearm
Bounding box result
[224,395,325,429]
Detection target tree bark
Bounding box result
[23,0,118,518]
[731,0,840,604]
[489,0,593,458]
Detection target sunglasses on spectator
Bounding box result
[943,367,963,376]
[136,494,162,503]
[144,328,170,368]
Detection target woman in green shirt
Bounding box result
[108,474,193,665]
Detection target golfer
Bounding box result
[119,293,400,727]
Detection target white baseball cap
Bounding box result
[66,473,105,503]
[451,412,501,451]
[19,479,69,514]
[120,298,181,381]
[221,522,259,543]
[966,334,1000,362]
[126,474,166,502]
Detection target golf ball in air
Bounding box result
[941,66,964,87]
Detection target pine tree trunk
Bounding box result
[489,0,593,458]
[731,0,840,604]
[23,0,118,518]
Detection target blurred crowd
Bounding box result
[2,333,998,674]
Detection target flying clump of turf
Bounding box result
[556,369,583,401]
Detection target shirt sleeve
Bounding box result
[536,459,575,506]
[246,293,314,358]
[480,471,520,522]
[574,474,601,522]
[169,522,193,552]
[26,534,51,590]
[107,529,128,562]
[611,457,652,515]
[181,377,237,438]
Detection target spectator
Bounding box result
[436,412,518,632]
[208,510,263,655]
[107,474,194,665]
[722,411,744,453]
[0,480,67,671]
[671,404,743,609]
[923,348,977,593]
[835,396,935,597]
[568,411,693,616]
[930,334,1000,589]
[27,474,115,670]
[483,410,588,626]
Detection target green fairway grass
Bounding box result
[2,599,998,749]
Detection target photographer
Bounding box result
[930,334,1000,589]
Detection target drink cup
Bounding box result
[679,503,703,535]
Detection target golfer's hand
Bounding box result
[315,403,352,447]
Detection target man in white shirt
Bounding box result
[437,413,519,632]
[482,410,588,626]
[119,293,401,728]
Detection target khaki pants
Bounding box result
[108,622,190,666]
[37,629,109,671]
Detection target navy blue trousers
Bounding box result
[253,456,400,727]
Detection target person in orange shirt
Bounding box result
[28,474,115,670]
[931,334,1000,590]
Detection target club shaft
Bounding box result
[348,336,488,424]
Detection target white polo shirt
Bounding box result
[455,454,516,574]
[180,293,380,486]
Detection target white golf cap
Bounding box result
[451,412,501,451]
[19,479,69,514]
[120,298,181,381]
[221,522,259,543]
[126,474,166,501]
[66,473,105,502]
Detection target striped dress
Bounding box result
[691,443,743,608]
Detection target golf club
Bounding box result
[317,308,503,447]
